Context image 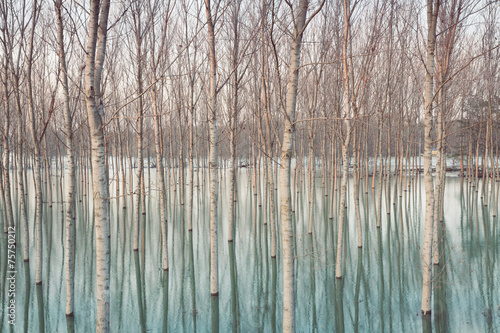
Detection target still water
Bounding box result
[0,169,498,332]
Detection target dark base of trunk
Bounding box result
[66,312,74,317]
[421,310,431,315]
[211,292,219,296]
[36,281,42,285]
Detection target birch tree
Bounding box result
[0,0,14,233]
[421,0,440,316]
[8,1,30,262]
[55,0,76,316]
[204,0,219,296]
[26,0,44,285]
[227,0,241,242]
[148,0,172,270]
[84,0,111,330]
[278,0,324,331]
[132,0,146,252]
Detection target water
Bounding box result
[0,169,498,332]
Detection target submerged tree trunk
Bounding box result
[278,0,316,330]
[133,4,144,252]
[205,0,219,296]
[335,0,353,279]
[149,5,168,271]
[13,77,29,262]
[84,0,111,331]
[228,0,240,242]
[55,0,75,315]
[26,0,43,285]
[421,0,439,316]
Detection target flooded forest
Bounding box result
[0,0,499,332]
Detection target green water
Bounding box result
[0,170,498,332]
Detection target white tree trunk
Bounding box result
[13,79,29,262]
[25,0,43,285]
[205,0,219,296]
[421,0,439,316]
[335,1,353,278]
[228,0,240,242]
[335,128,351,278]
[133,7,144,251]
[55,0,75,315]
[279,1,311,330]
[433,91,443,265]
[84,0,111,330]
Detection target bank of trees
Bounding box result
[0,0,498,331]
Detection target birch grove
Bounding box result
[0,0,498,331]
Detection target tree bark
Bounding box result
[204,0,219,296]
[55,0,75,315]
[278,0,313,330]
[421,0,439,316]
[84,0,111,330]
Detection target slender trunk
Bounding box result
[433,88,446,265]
[228,0,240,242]
[152,82,168,270]
[13,77,29,262]
[308,119,315,234]
[133,9,144,251]
[205,0,219,296]
[26,0,43,285]
[279,2,310,330]
[353,126,361,248]
[84,1,111,330]
[55,0,75,315]
[421,0,439,316]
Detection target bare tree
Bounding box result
[227,0,241,242]
[277,0,324,330]
[55,0,76,316]
[83,0,111,330]
[421,0,440,316]
[204,0,219,296]
[130,0,147,252]
[148,0,172,271]
[25,0,44,285]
